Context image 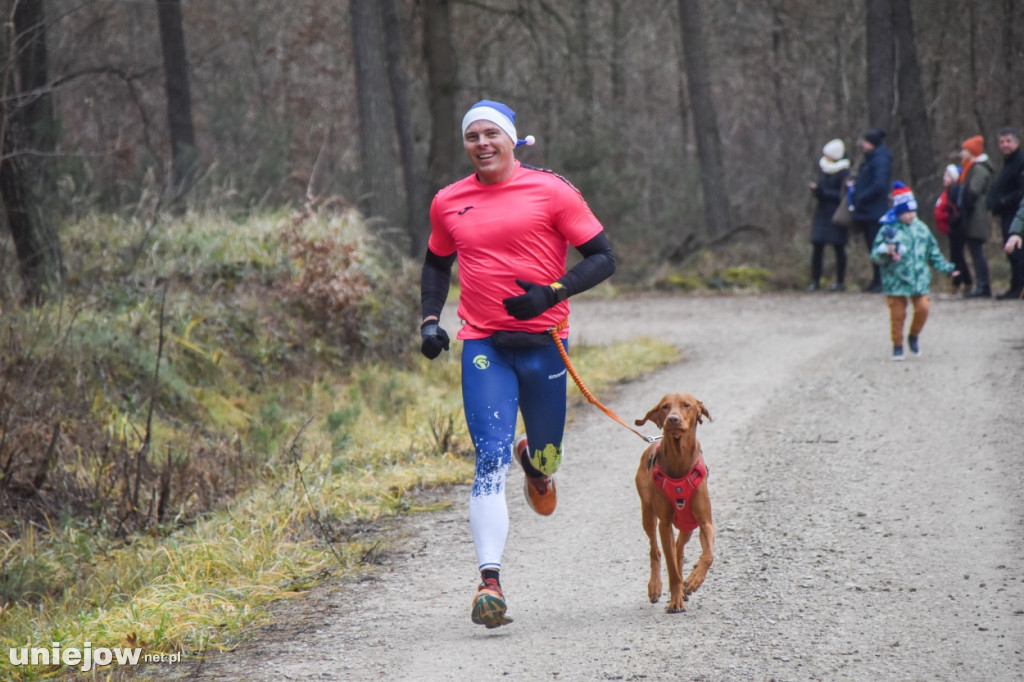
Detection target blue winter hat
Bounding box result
[880,181,918,223]
[891,182,918,214]
[461,100,536,147]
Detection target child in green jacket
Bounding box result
[871,183,959,360]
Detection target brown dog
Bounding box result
[634,392,714,613]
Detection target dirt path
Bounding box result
[189,292,1024,682]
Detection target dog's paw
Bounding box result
[666,587,687,613]
[647,579,662,604]
[683,568,708,594]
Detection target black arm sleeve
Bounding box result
[420,248,456,320]
[554,232,615,300]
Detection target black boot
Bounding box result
[965,285,992,298]
[996,287,1023,300]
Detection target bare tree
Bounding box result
[155,0,196,210]
[381,0,427,256]
[17,0,1024,276]
[0,0,64,304]
[423,0,458,197]
[865,0,895,135]
[858,0,935,208]
[997,0,1017,124]
[569,0,594,170]
[676,0,730,238]
[609,0,626,167]
[350,0,402,238]
[893,0,936,202]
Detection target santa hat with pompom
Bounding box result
[461,100,536,148]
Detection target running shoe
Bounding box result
[471,577,513,628]
[907,335,920,356]
[515,435,557,516]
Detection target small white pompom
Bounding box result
[524,135,536,146]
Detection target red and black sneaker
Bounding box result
[471,577,513,628]
[515,435,557,516]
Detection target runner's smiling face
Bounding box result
[464,120,515,185]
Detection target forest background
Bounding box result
[2,0,1022,296]
[0,0,1021,676]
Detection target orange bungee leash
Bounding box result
[547,318,660,444]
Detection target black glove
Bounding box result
[420,321,450,359]
[502,279,559,320]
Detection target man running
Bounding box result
[419,99,615,628]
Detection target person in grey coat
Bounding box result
[808,138,851,290]
[957,135,995,298]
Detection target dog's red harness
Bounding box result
[649,445,707,533]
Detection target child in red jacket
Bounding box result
[933,164,961,235]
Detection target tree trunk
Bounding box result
[381,0,427,257]
[155,0,196,209]
[350,0,402,237]
[423,0,457,198]
[0,0,64,304]
[572,1,594,141]
[865,0,895,135]
[610,0,626,167]
[965,1,984,132]
[677,0,730,238]
[893,0,936,206]
[999,0,1016,125]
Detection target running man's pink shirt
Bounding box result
[428,161,605,340]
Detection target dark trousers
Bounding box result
[1000,217,1024,293]
[948,231,973,288]
[811,243,847,285]
[856,219,882,288]
[966,237,990,289]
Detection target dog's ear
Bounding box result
[697,400,711,424]
[635,403,663,428]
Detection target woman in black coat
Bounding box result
[808,138,851,290]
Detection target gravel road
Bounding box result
[188,292,1024,682]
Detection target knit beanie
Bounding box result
[891,182,918,215]
[961,135,984,157]
[862,128,886,147]
[944,164,960,183]
[822,138,845,161]
[461,100,536,147]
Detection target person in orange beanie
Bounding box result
[957,135,995,298]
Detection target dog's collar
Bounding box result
[646,442,703,472]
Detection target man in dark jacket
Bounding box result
[849,128,893,292]
[986,127,1024,299]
